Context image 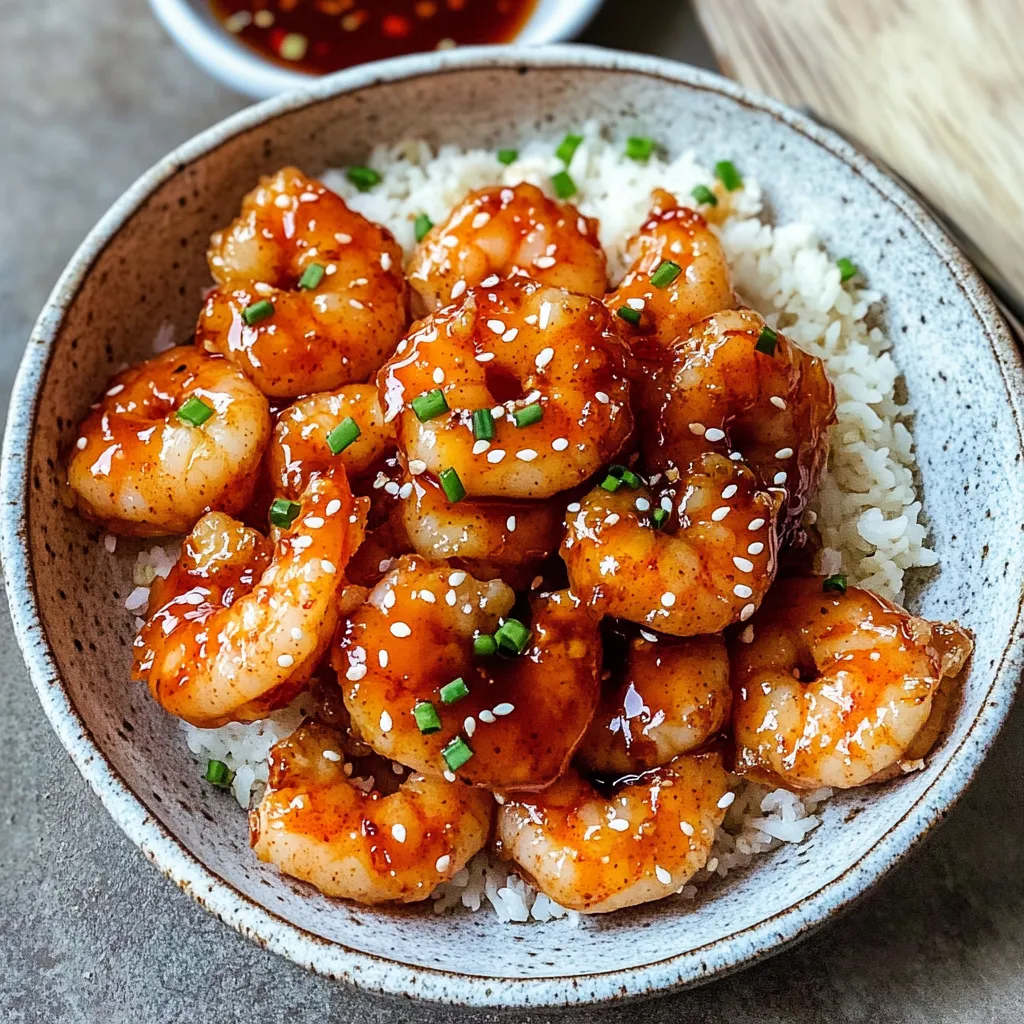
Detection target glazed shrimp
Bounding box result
[337,556,601,789]
[605,190,733,353]
[407,182,608,314]
[251,720,492,903]
[561,452,782,636]
[134,471,365,728]
[268,383,395,496]
[730,576,973,790]
[67,346,271,536]
[197,167,408,398]
[577,631,731,774]
[379,278,633,499]
[495,752,729,913]
[393,470,564,587]
[646,308,836,530]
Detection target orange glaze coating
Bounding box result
[197,167,408,398]
[407,182,608,314]
[379,278,633,500]
[495,752,730,913]
[561,452,782,636]
[730,576,973,790]
[251,719,493,903]
[134,471,365,728]
[576,631,731,774]
[337,557,601,789]
[605,190,734,358]
[645,308,836,532]
[67,346,271,537]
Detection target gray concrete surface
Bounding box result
[2,1,1023,1021]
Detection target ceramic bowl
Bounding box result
[148,0,605,97]
[3,46,1024,1008]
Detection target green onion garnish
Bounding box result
[555,133,583,164]
[242,299,274,326]
[439,467,466,503]
[204,759,234,788]
[414,213,434,243]
[413,700,442,734]
[441,735,474,771]
[326,417,360,455]
[176,396,214,427]
[715,160,743,191]
[496,148,519,165]
[472,408,495,441]
[652,508,669,530]
[473,633,498,657]
[600,474,622,493]
[650,260,682,289]
[625,136,656,162]
[837,257,859,282]
[755,325,778,356]
[513,403,543,428]
[823,573,848,594]
[495,617,531,655]
[298,263,325,290]
[440,677,470,705]
[551,170,577,200]
[278,32,308,61]
[608,464,643,489]
[269,498,301,528]
[616,305,641,326]
[346,165,381,191]
[411,388,449,422]
[690,184,718,207]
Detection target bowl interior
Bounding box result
[13,56,1024,1002]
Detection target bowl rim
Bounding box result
[4,44,1024,1007]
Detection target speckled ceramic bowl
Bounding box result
[3,46,1024,1008]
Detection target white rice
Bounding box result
[134,124,932,923]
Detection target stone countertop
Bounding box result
[2,2,1022,1021]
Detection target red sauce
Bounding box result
[212,0,539,76]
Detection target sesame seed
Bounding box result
[627,297,645,310]
[738,625,755,643]
[383,590,396,609]
[450,280,467,300]
[449,571,467,585]
[478,710,496,724]
[409,459,427,475]
[304,516,325,529]
[595,391,610,404]
[290,627,303,640]
[346,663,367,681]
[493,703,514,716]
[640,629,659,642]
[378,649,389,667]
[552,437,569,451]
[655,865,672,885]
[635,497,651,511]
[380,711,393,732]
[445,590,457,606]
[322,749,341,762]
[660,496,673,512]
[688,422,706,436]
[608,818,629,832]
[391,823,407,843]
[604,513,620,526]
[480,274,500,287]
[76,437,88,450]
[278,654,294,668]
[770,395,787,409]
[740,603,756,621]
[660,592,676,608]
[775,447,794,459]
[435,854,451,872]
[486,319,506,335]
[704,427,726,443]
[708,858,719,873]
[106,384,125,396]
[462,603,472,614]
[734,584,753,599]
[747,541,764,555]
[506,515,517,531]
[536,347,554,369]
[487,449,506,463]
[721,484,738,499]
[502,328,519,343]
[733,556,754,572]
[325,499,341,516]
[390,622,412,637]
[680,821,695,836]
[432,367,445,384]
[471,211,491,229]
[443,770,457,782]
[773,471,788,485]
[419,590,436,603]
[398,482,413,499]
[473,439,490,455]
[718,791,736,809]
[384,481,400,496]
[516,449,538,462]
[476,352,495,362]
[748,518,765,531]
[464,717,476,737]
[711,506,730,522]
[566,502,581,513]
[533,255,556,269]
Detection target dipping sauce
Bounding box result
[211,0,539,75]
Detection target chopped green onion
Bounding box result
[346,165,381,191]
[600,473,622,493]
[608,464,642,489]
[714,160,743,191]
[625,136,656,161]
[439,467,466,503]
[414,213,434,243]
[555,132,583,164]
[242,299,274,326]
[204,759,234,788]
[278,32,308,61]
[496,148,519,165]
[650,260,682,289]
[413,700,442,734]
[652,508,669,530]
[837,257,859,282]
[823,573,848,594]
[326,417,360,455]
[473,633,498,657]
[176,395,214,427]
[441,735,474,771]
[551,170,577,200]
[690,184,718,207]
[440,677,470,705]
[269,497,301,528]
[297,262,325,290]
[755,325,778,356]
[411,388,449,422]
[495,617,532,655]
[472,408,495,441]
[513,403,543,428]
[616,305,641,326]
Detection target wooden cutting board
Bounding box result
[693,0,1024,300]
